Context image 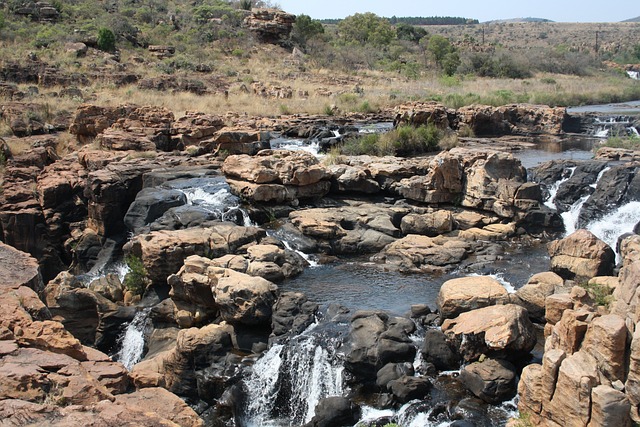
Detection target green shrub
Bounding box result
[601,135,640,150]
[337,12,396,46]
[291,14,325,48]
[579,281,614,308]
[339,124,442,157]
[124,255,149,296]
[97,27,116,52]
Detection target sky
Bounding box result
[273,0,637,23]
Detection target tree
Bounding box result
[396,23,427,43]
[442,51,461,76]
[337,12,396,46]
[426,34,454,64]
[0,11,4,32]
[97,28,116,52]
[291,14,324,48]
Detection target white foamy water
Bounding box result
[180,186,253,226]
[561,194,590,236]
[587,201,640,260]
[544,167,576,210]
[628,70,639,80]
[281,239,319,268]
[243,323,343,426]
[467,272,516,293]
[269,137,321,156]
[116,309,150,370]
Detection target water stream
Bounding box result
[116,308,150,370]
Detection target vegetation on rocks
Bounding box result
[124,254,149,296]
[339,124,442,156]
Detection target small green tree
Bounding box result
[396,23,427,43]
[291,14,324,48]
[239,0,252,10]
[442,51,461,76]
[337,12,396,46]
[426,34,455,65]
[124,255,149,296]
[97,27,116,52]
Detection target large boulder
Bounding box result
[343,311,416,381]
[421,329,460,371]
[303,396,361,427]
[548,229,616,281]
[512,271,567,321]
[124,187,187,234]
[459,358,517,403]
[244,8,295,44]
[223,150,331,204]
[124,224,265,285]
[437,275,510,320]
[441,304,536,362]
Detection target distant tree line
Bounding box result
[319,16,478,26]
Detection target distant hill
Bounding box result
[622,16,640,22]
[319,16,479,26]
[484,17,554,24]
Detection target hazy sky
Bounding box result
[274,0,636,23]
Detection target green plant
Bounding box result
[97,27,116,52]
[279,104,291,115]
[511,411,535,427]
[239,0,252,10]
[579,281,614,308]
[600,135,640,150]
[337,12,396,46]
[323,105,335,116]
[124,254,149,296]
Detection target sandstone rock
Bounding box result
[588,385,632,427]
[545,309,593,354]
[459,358,517,403]
[244,8,295,44]
[514,271,566,321]
[581,314,627,383]
[0,241,44,292]
[373,234,470,273]
[545,292,574,325]
[271,292,318,338]
[626,326,640,421]
[15,320,87,361]
[457,104,566,136]
[303,396,361,427]
[124,188,187,234]
[441,304,536,362]
[124,224,265,285]
[212,267,278,326]
[437,275,510,320]
[400,211,453,236]
[548,229,616,281]
[115,387,204,427]
[457,223,516,241]
[328,164,380,194]
[542,351,599,426]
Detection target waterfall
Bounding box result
[242,323,344,426]
[281,239,319,268]
[587,201,640,259]
[628,71,640,80]
[544,167,576,210]
[561,194,590,236]
[116,309,150,370]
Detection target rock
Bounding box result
[580,314,627,383]
[459,358,517,403]
[457,104,566,136]
[124,188,187,234]
[328,164,380,194]
[344,311,416,381]
[88,273,125,303]
[271,292,318,338]
[304,396,361,427]
[244,8,295,45]
[0,242,44,293]
[388,375,433,403]
[223,150,331,205]
[437,275,510,320]
[212,267,278,326]
[400,211,454,236]
[612,235,640,327]
[513,271,566,321]
[421,329,460,371]
[373,234,470,273]
[115,387,204,427]
[441,304,536,362]
[548,229,616,281]
[588,385,632,427]
[290,203,406,255]
[124,224,265,285]
[376,362,414,389]
[626,326,640,420]
[545,293,574,325]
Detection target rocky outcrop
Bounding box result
[343,311,416,382]
[459,358,517,403]
[441,304,536,362]
[548,229,616,281]
[511,271,568,321]
[0,247,203,426]
[0,241,44,293]
[289,203,406,255]
[437,275,510,320]
[394,102,566,136]
[124,224,265,286]
[243,8,295,44]
[223,150,331,205]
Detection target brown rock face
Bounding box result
[0,242,43,292]
[223,150,331,204]
[441,304,536,362]
[548,229,616,281]
[124,224,265,285]
[437,276,510,320]
[243,8,295,44]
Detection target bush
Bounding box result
[339,124,442,157]
[579,281,614,308]
[337,12,396,46]
[601,135,640,150]
[291,14,324,48]
[124,255,149,296]
[97,27,116,52]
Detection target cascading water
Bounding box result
[544,167,576,210]
[116,308,150,370]
[628,70,640,80]
[242,323,344,426]
[588,201,640,260]
[281,239,319,267]
[558,167,610,236]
